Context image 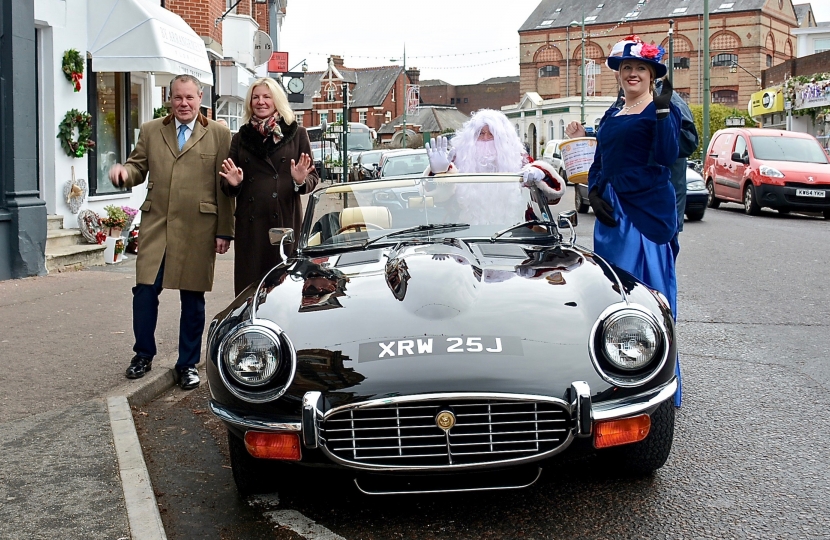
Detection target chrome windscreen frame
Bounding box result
[216,319,297,404]
[588,302,671,388]
[311,391,576,472]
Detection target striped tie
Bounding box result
[177,124,187,151]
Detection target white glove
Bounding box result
[520,165,545,187]
[425,136,456,174]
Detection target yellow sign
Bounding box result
[749,88,785,116]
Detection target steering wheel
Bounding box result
[335,222,385,235]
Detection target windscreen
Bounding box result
[750,136,829,164]
[303,176,553,250]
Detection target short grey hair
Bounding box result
[170,74,203,93]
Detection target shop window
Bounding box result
[539,65,560,77]
[673,57,690,69]
[320,112,328,125]
[711,53,737,67]
[87,63,141,196]
[216,100,243,132]
[712,89,738,104]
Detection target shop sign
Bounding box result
[795,81,830,110]
[749,88,785,116]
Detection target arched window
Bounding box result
[559,119,565,139]
[766,54,773,67]
[515,123,520,135]
[549,120,554,140]
[711,53,738,67]
[325,82,337,102]
[538,65,560,77]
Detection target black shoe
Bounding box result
[126,355,153,379]
[177,367,200,390]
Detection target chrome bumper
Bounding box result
[208,400,301,432]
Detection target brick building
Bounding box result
[419,76,521,115]
[518,0,807,108]
[290,56,414,133]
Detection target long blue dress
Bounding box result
[587,101,683,406]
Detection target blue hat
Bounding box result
[606,41,668,79]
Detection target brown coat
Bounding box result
[124,113,234,292]
[223,121,319,295]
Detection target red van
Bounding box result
[703,128,830,218]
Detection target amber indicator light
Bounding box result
[593,414,651,449]
[244,431,302,460]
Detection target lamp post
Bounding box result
[570,14,586,125]
[703,0,711,158]
[341,83,349,183]
[668,19,675,86]
[390,46,407,148]
[730,61,762,87]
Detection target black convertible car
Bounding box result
[207,174,678,496]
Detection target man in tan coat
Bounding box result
[109,74,234,390]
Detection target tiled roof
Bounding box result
[793,3,812,25]
[290,65,403,111]
[478,76,520,84]
[378,106,470,134]
[520,0,772,31]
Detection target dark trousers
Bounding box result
[132,257,205,370]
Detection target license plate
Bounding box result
[796,189,826,198]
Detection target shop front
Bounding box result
[790,78,830,152]
[748,87,786,129]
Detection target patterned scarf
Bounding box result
[249,114,283,142]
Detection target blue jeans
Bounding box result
[132,257,205,370]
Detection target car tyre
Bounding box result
[823,209,830,220]
[599,398,675,476]
[228,430,278,496]
[706,178,720,209]
[559,168,570,186]
[743,183,761,216]
[575,187,590,214]
[685,209,705,222]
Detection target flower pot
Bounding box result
[104,236,125,264]
[107,226,123,237]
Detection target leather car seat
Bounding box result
[339,206,392,231]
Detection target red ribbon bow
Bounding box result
[71,71,83,92]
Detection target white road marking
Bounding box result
[262,510,347,540]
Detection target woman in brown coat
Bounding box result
[220,78,319,295]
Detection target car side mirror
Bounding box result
[269,228,294,263]
[731,152,746,164]
[552,152,561,160]
[557,210,577,244]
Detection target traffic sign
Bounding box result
[268,52,289,73]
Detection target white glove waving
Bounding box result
[520,164,545,187]
[425,136,456,174]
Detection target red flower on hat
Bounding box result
[622,34,643,43]
[640,43,661,60]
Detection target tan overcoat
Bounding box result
[123,113,234,292]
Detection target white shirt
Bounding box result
[174,118,197,144]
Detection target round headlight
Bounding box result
[223,329,280,387]
[602,314,660,371]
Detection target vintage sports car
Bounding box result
[207,174,678,496]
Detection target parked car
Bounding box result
[207,174,678,496]
[378,148,430,178]
[703,128,830,218]
[352,149,384,181]
[574,166,708,222]
[542,140,569,184]
[684,165,707,222]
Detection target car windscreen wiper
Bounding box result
[363,223,470,249]
[490,219,553,242]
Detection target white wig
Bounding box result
[452,109,525,174]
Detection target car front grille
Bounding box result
[320,398,573,468]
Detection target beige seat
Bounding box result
[339,206,392,231]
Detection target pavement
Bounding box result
[0,249,237,540]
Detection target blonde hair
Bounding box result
[242,77,296,125]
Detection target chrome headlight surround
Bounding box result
[589,303,670,387]
[217,319,297,403]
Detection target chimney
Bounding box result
[330,55,345,69]
[406,67,420,86]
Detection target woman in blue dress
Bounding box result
[586,38,684,406]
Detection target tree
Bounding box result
[689,104,757,160]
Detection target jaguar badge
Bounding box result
[435,410,456,431]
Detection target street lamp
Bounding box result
[390,46,407,148]
[667,20,675,86]
[570,15,586,125]
[730,61,762,87]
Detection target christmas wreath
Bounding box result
[58,109,95,158]
[62,49,84,92]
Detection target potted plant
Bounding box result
[101,204,128,237]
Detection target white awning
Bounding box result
[88,0,213,86]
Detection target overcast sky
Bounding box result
[279,1,830,86]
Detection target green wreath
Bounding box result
[62,49,85,92]
[58,109,96,158]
